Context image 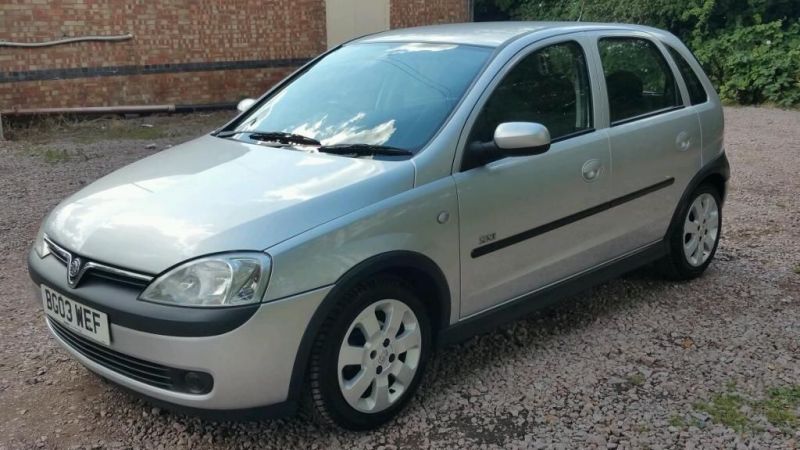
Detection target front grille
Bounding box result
[83,270,150,288]
[43,236,153,289]
[48,241,70,265]
[48,319,212,394]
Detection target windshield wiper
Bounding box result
[214,133,412,157]
[215,130,321,146]
[317,144,413,157]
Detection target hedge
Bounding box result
[476,0,800,106]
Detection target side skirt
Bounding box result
[438,240,668,346]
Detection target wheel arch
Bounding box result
[703,172,727,203]
[286,250,451,403]
[666,152,730,241]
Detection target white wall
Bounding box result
[326,0,390,48]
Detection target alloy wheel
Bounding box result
[682,192,720,267]
[337,299,422,413]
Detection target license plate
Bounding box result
[41,285,111,346]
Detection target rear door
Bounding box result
[593,33,702,252]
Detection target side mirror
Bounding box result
[493,122,551,155]
[236,98,257,112]
[469,122,551,166]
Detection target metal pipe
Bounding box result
[0,34,133,48]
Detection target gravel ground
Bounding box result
[0,107,798,449]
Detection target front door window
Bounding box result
[464,41,593,169]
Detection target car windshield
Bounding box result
[230,42,492,154]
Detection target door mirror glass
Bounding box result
[237,98,257,112]
[494,122,551,154]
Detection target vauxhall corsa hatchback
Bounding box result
[29,22,728,429]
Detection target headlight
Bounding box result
[139,253,271,307]
[34,227,51,258]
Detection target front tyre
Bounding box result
[659,183,722,280]
[305,276,431,430]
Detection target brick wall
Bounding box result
[391,0,471,29]
[0,0,470,110]
[8,68,296,109]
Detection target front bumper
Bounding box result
[29,249,330,413]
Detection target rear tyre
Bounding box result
[658,183,722,280]
[305,276,431,430]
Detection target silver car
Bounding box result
[29,22,728,429]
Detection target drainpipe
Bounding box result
[0,34,133,48]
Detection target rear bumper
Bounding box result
[714,151,731,205]
[29,248,331,413]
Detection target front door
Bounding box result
[454,38,614,318]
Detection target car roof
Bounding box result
[354,21,662,48]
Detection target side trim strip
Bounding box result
[471,177,675,258]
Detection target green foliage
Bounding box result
[668,414,688,428]
[694,393,751,432]
[695,21,800,106]
[43,148,71,164]
[688,383,800,434]
[484,0,800,106]
[626,372,646,387]
[758,386,800,430]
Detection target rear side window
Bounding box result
[666,45,708,105]
[469,40,593,144]
[598,37,681,124]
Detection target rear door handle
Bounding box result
[582,159,602,182]
[676,131,691,152]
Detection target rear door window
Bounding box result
[666,45,709,105]
[598,37,681,124]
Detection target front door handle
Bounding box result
[582,159,602,182]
